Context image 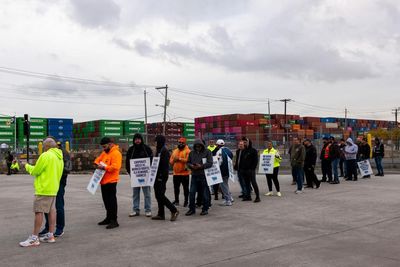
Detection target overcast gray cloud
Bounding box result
[68,0,120,29]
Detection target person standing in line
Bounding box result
[320,137,333,183]
[339,138,347,178]
[6,150,13,175]
[95,137,122,229]
[126,133,153,217]
[185,139,213,216]
[39,141,72,238]
[19,137,63,247]
[303,139,321,189]
[234,140,247,198]
[329,136,341,184]
[344,138,358,181]
[207,139,217,152]
[290,137,306,194]
[152,135,179,221]
[359,137,371,178]
[11,159,20,174]
[215,139,234,206]
[238,137,260,202]
[263,141,282,197]
[372,137,385,176]
[169,137,191,207]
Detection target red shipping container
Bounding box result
[237,120,259,127]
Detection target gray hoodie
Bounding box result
[187,139,213,176]
[344,138,358,160]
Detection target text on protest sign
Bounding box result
[204,156,223,186]
[258,154,275,174]
[130,158,151,187]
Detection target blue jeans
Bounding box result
[132,186,151,213]
[189,175,210,212]
[375,156,384,174]
[44,182,66,233]
[292,166,304,191]
[219,176,232,202]
[331,158,339,182]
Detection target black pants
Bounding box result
[321,160,332,182]
[346,160,358,180]
[304,166,320,187]
[154,178,177,218]
[266,167,280,192]
[241,169,259,199]
[7,163,11,175]
[101,183,118,221]
[212,184,220,199]
[173,175,189,204]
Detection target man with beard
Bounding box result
[185,139,213,216]
[303,139,320,189]
[169,137,191,207]
[126,133,153,217]
[94,137,122,229]
[152,135,179,221]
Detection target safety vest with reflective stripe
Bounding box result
[263,147,281,168]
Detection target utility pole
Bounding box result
[344,107,348,138]
[393,108,399,128]
[144,89,148,143]
[280,99,292,154]
[155,85,168,136]
[267,99,271,139]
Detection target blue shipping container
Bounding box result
[48,125,73,131]
[48,131,73,138]
[47,118,73,125]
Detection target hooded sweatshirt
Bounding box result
[169,144,191,176]
[187,139,213,176]
[94,144,122,185]
[25,148,64,196]
[344,138,358,160]
[125,133,153,175]
[155,135,170,181]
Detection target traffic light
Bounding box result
[23,114,30,137]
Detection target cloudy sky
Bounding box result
[0,0,399,122]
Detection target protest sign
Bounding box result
[87,162,106,195]
[227,156,237,183]
[147,157,160,187]
[357,160,373,176]
[130,158,151,187]
[205,156,223,186]
[258,154,275,174]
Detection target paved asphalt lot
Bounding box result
[1,173,400,267]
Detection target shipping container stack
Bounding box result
[182,123,195,144]
[0,116,15,150]
[17,117,48,150]
[122,120,145,143]
[146,122,187,146]
[47,118,73,145]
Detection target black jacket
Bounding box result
[125,133,153,175]
[320,142,331,161]
[155,135,170,181]
[359,143,371,160]
[373,142,384,158]
[60,148,71,185]
[187,139,213,176]
[235,139,258,171]
[304,144,317,168]
[329,141,341,160]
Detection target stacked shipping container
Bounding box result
[17,117,47,149]
[48,118,73,145]
[0,117,15,149]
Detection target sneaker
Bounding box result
[38,228,49,237]
[295,190,303,194]
[19,235,40,247]
[264,192,274,196]
[230,197,234,202]
[129,211,140,217]
[106,221,119,229]
[276,192,282,197]
[54,231,64,238]
[145,211,152,217]
[170,211,179,221]
[39,233,55,243]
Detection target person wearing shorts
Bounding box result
[19,137,64,247]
